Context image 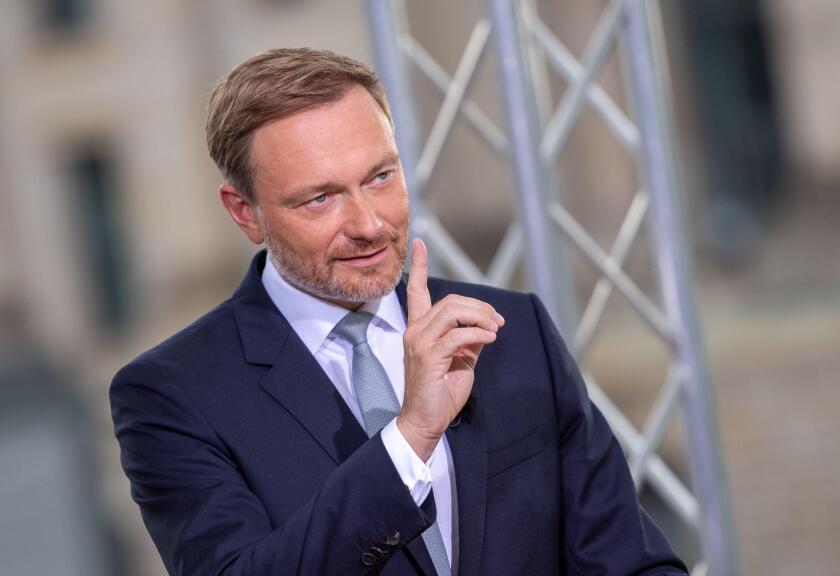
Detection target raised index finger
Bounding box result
[407,237,432,324]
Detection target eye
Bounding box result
[310,193,327,205]
[374,170,394,183]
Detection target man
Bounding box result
[111,48,687,575]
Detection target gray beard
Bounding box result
[263,231,404,305]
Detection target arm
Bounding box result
[111,360,433,576]
[530,294,688,575]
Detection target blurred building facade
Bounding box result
[0,2,372,574]
[1,1,838,575]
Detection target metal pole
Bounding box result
[486,0,577,335]
[366,0,441,271]
[623,1,739,574]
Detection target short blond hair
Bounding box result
[206,48,391,201]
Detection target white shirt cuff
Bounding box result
[380,418,435,506]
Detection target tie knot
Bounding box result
[333,311,374,346]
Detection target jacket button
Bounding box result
[385,531,400,547]
[361,551,377,566]
[371,546,386,559]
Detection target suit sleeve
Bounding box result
[110,360,434,576]
[529,294,688,575]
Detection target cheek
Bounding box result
[304,232,341,260]
[381,192,410,228]
[269,219,336,260]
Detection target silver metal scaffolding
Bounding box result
[366,0,738,574]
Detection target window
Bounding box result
[68,146,132,333]
[37,0,91,36]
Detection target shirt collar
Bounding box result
[261,256,406,356]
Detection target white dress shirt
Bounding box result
[262,258,455,566]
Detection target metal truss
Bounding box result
[367,1,738,574]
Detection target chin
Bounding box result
[336,267,402,302]
[332,246,405,296]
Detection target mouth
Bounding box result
[335,246,389,268]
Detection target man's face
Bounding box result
[247,86,409,309]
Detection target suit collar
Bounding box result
[232,250,289,366]
[260,256,349,357]
[261,257,406,357]
[234,252,410,364]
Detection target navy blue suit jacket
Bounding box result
[111,251,686,575]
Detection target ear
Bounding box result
[220,181,264,245]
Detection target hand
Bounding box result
[397,238,504,461]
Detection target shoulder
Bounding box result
[112,298,240,388]
[427,276,531,305]
[424,277,570,361]
[426,276,542,321]
[113,251,269,386]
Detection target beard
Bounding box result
[260,218,408,305]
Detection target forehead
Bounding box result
[250,86,396,195]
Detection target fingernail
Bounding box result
[494,312,505,325]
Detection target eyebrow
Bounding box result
[287,152,401,203]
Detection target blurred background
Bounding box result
[0,0,838,574]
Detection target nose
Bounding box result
[344,191,383,240]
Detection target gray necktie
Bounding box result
[333,311,452,576]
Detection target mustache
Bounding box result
[330,232,399,260]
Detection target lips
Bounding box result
[335,246,389,267]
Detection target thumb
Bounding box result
[407,238,432,323]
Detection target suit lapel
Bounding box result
[260,333,369,464]
[398,279,489,576]
[233,252,368,464]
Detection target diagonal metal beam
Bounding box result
[414,20,492,193]
[401,34,508,155]
[540,0,629,161]
[548,201,675,343]
[524,10,639,152]
[630,364,684,488]
[574,190,648,356]
[486,222,522,288]
[419,215,487,283]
